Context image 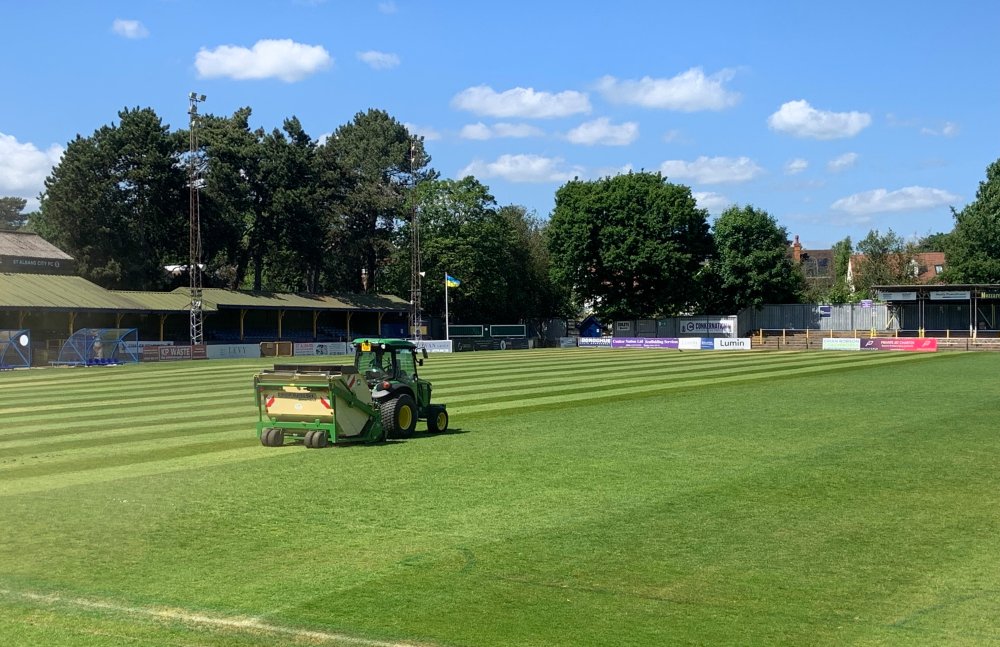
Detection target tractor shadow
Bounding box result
[316,427,472,450]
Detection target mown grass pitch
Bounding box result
[2,348,1000,646]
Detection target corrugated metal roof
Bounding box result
[0,273,407,313]
[175,288,408,311]
[111,290,218,312]
[0,273,148,310]
[0,231,74,259]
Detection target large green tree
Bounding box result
[852,228,915,297]
[0,196,28,230]
[823,236,855,303]
[315,109,433,293]
[34,107,187,289]
[384,177,566,324]
[256,118,325,292]
[197,108,273,291]
[703,204,803,311]
[941,158,1000,283]
[547,172,712,320]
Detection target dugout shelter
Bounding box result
[873,284,1000,336]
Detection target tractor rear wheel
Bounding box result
[261,428,284,447]
[382,395,417,439]
[427,406,449,434]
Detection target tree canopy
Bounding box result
[0,196,28,230]
[34,104,1000,329]
[547,172,712,320]
[33,107,187,289]
[852,228,915,297]
[703,205,803,311]
[942,158,1000,283]
[383,177,568,326]
[316,109,433,294]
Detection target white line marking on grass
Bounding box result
[0,588,431,646]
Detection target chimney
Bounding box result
[792,235,802,262]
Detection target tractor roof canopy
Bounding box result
[352,338,416,350]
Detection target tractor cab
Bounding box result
[352,338,448,438]
[354,338,424,386]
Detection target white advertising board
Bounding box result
[206,344,261,359]
[678,317,735,336]
[577,337,612,347]
[878,291,917,301]
[678,337,703,350]
[125,340,173,354]
[293,342,349,357]
[821,338,862,351]
[713,337,751,350]
[413,340,454,353]
[930,290,971,301]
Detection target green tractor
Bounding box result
[354,338,450,439]
[253,337,448,448]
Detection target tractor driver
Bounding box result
[368,349,394,376]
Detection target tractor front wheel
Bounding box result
[427,407,449,434]
[382,395,417,439]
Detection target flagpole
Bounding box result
[444,272,450,341]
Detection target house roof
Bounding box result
[789,235,835,277]
[848,251,946,284]
[0,231,74,260]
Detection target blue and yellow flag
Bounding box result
[445,274,461,288]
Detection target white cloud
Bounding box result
[0,134,63,192]
[659,156,764,184]
[595,68,740,111]
[921,121,960,137]
[785,158,809,175]
[827,152,858,172]
[195,39,332,82]
[357,50,400,70]
[459,123,492,140]
[459,122,543,140]
[768,100,871,140]
[451,85,591,119]
[831,186,960,215]
[403,123,442,141]
[662,129,683,143]
[566,117,638,146]
[378,1,398,13]
[0,133,64,210]
[694,191,732,214]
[458,154,581,183]
[112,19,149,39]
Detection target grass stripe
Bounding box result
[0,437,250,482]
[0,588,428,646]
[0,445,277,496]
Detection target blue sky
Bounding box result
[3,1,999,250]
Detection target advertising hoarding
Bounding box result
[861,338,938,352]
